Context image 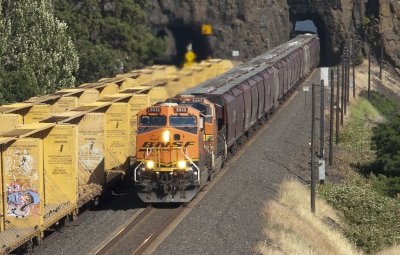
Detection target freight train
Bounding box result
[0,60,234,254]
[134,34,320,203]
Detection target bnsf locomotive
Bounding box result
[134,34,320,203]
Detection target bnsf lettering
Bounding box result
[139,141,195,151]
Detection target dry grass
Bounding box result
[355,59,400,93]
[256,179,362,255]
[376,246,400,255]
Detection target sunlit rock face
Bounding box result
[148,0,400,67]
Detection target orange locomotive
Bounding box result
[134,96,221,202]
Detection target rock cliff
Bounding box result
[148,0,400,67]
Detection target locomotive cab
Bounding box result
[134,98,217,203]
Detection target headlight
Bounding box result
[146,160,155,169]
[177,160,187,169]
[162,130,170,142]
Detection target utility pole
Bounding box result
[379,34,383,80]
[341,48,347,116]
[311,83,316,214]
[346,45,351,103]
[320,80,325,159]
[352,40,356,98]
[336,65,340,144]
[368,45,371,99]
[329,70,334,165]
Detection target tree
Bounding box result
[371,118,400,177]
[53,0,166,84]
[0,0,79,103]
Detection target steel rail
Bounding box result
[131,205,186,255]
[94,206,153,255]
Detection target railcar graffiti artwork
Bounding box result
[5,149,36,179]
[6,182,40,218]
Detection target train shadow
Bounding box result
[94,178,146,211]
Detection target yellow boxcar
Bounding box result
[50,96,79,113]
[24,105,51,124]
[121,88,151,155]
[199,61,214,80]
[147,85,171,106]
[185,65,207,85]
[42,125,78,229]
[150,65,177,77]
[119,77,140,91]
[165,75,185,97]
[2,138,44,230]
[103,103,130,183]
[0,114,23,134]
[176,69,196,88]
[98,83,119,99]
[77,89,100,106]
[68,113,105,206]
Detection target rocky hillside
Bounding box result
[148,0,400,67]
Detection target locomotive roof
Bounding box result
[182,34,318,96]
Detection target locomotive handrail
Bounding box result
[134,147,153,182]
[181,147,201,184]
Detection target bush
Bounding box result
[368,91,400,119]
[371,117,400,177]
[318,181,400,253]
[364,92,400,178]
[54,0,166,84]
[0,70,40,104]
[370,174,400,198]
[0,0,79,103]
[354,52,364,66]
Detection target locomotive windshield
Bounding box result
[140,115,166,126]
[169,115,197,127]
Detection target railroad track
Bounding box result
[89,70,317,255]
[91,205,185,255]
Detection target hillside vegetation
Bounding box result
[257,179,362,255]
[259,92,400,254]
[53,0,166,84]
[318,95,400,253]
[0,0,79,103]
[0,0,165,103]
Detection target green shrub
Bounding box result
[318,181,400,253]
[354,52,364,66]
[0,70,40,103]
[368,91,400,119]
[371,117,400,177]
[370,174,400,198]
[54,0,166,84]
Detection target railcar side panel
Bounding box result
[303,45,311,75]
[275,61,285,100]
[298,48,304,77]
[230,88,245,141]
[222,93,237,147]
[238,82,252,132]
[282,58,288,95]
[254,75,265,119]
[249,79,259,126]
[270,67,280,109]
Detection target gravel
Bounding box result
[153,70,322,255]
[31,186,145,255]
